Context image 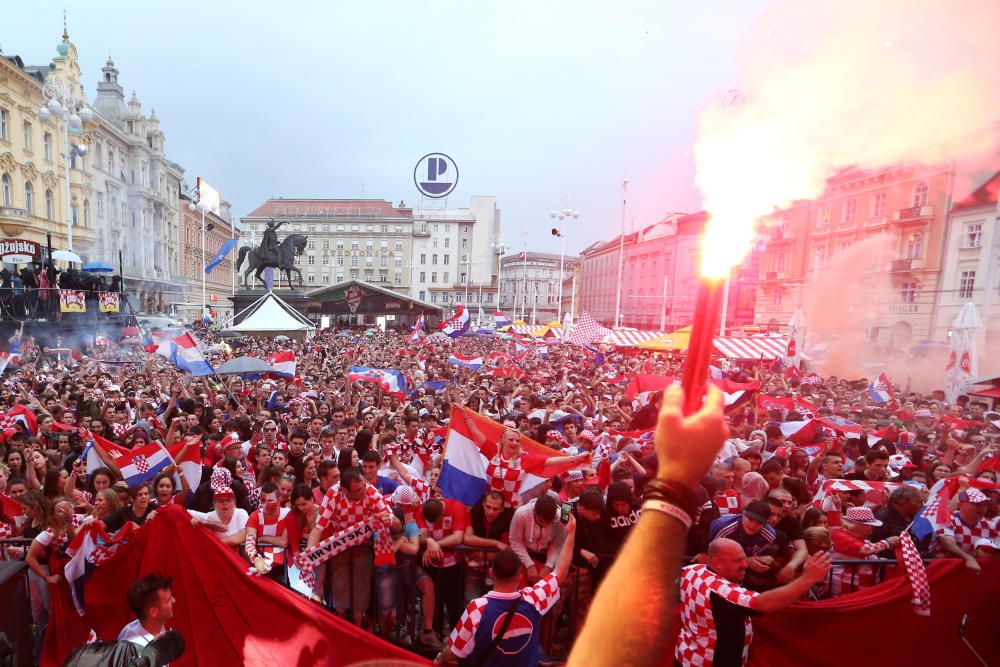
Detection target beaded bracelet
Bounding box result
[641,499,692,530]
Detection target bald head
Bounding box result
[707,538,748,582]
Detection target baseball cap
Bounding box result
[743,500,771,523]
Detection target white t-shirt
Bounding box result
[187,508,249,539]
[117,618,157,646]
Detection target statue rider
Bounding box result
[258,219,287,266]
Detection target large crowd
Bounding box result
[0,320,997,665]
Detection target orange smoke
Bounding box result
[695,0,1000,278]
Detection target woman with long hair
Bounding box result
[23,493,76,658]
[25,447,49,491]
[90,488,121,521]
[42,467,69,500]
[4,450,24,480]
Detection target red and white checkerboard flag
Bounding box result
[566,312,610,347]
[895,531,930,616]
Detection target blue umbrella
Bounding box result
[82,261,115,273]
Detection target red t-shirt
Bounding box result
[416,498,469,568]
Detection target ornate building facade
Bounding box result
[180,188,237,321]
[0,30,96,259]
[90,57,186,313]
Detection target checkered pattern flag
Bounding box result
[566,312,610,347]
[896,531,931,616]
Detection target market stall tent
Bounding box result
[225,292,316,341]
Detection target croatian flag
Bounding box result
[867,373,894,405]
[347,366,409,397]
[118,443,172,488]
[448,353,484,371]
[439,406,580,506]
[0,404,38,435]
[147,332,214,376]
[440,305,471,338]
[493,311,513,329]
[410,313,425,343]
[267,350,297,378]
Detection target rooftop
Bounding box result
[953,171,1000,212]
[244,198,413,219]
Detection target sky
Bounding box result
[4,1,770,254]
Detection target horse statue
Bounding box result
[236,234,307,288]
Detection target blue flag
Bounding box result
[204,239,238,274]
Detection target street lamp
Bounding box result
[188,189,212,322]
[38,75,93,252]
[550,199,579,321]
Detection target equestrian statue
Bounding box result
[236,219,307,287]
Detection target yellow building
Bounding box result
[0,29,96,261]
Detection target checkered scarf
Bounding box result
[896,531,931,616]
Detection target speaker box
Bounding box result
[0,561,31,667]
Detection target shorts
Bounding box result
[375,565,397,613]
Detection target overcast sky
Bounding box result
[5,1,769,254]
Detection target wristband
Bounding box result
[642,499,692,530]
[642,478,700,519]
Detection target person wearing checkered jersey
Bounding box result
[675,538,831,666]
[434,515,576,666]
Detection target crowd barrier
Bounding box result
[0,287,128,321]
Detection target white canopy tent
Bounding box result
[224,291,315,340]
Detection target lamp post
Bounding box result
[38,75,93,253]
[550,199,579,320]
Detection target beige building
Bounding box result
[932,172,1000,350]
[756,165,954,348]
[0,30,97,259]
[180,188,237,321]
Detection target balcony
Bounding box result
[890,257,925,272]
[0,206,30,236]
[894,205,933,222]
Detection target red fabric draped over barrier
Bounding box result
[750,559,1000,667]
[44,505,429,667]
[659,559,999,666]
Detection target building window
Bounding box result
[365,225,374,232]
[1,174,10,206]
[420,254,426,264]
[308,239,315,249]
[308,274,315,283]
[351,256,358,267]
[444,272,450,282]
[337,257,344,266]
[965,223,983,248]
[486,293,493,303]
[351,240,359,250]
[381,225,388,233]
[365,270,373,281]
[432,254,438,265]
[463,225,469,234]
[337,224,345,232]
[872,193,886,218]
[419,290,426,301]
[394,272,401,284]
[22,122,31,150]
[396,225,404,233]
[83,199,90,227]
[813,245,827,269]
[323,225,330,232]
[322,239,330,249]
[379,270,388,282]
[432,239,438,249]
[420,271,426,282]
[431,272,437,283]
[462,238,468,249]
[351,225,359,232]
[350,270,359,280]
[23,181,33,214]
[959,271,976,299]
[844,199,856,223]
[913,183,929,207]
[322,274,330,283]
[445,237,450,248]
[444,255,450,265]
[379,255,387,267]
[776,252,787,273]
[900,281,917,303]
[336,273,344,282]
[0,108,8,141]
[816,206,830,227]
[395,241,403,251]
[394,258,402,268]
[905,232,923,259]
[380,239,388,248]
[431,292,437,303]
[365,257,373,267]
[308,225,315,233]
[366,240,374,251]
